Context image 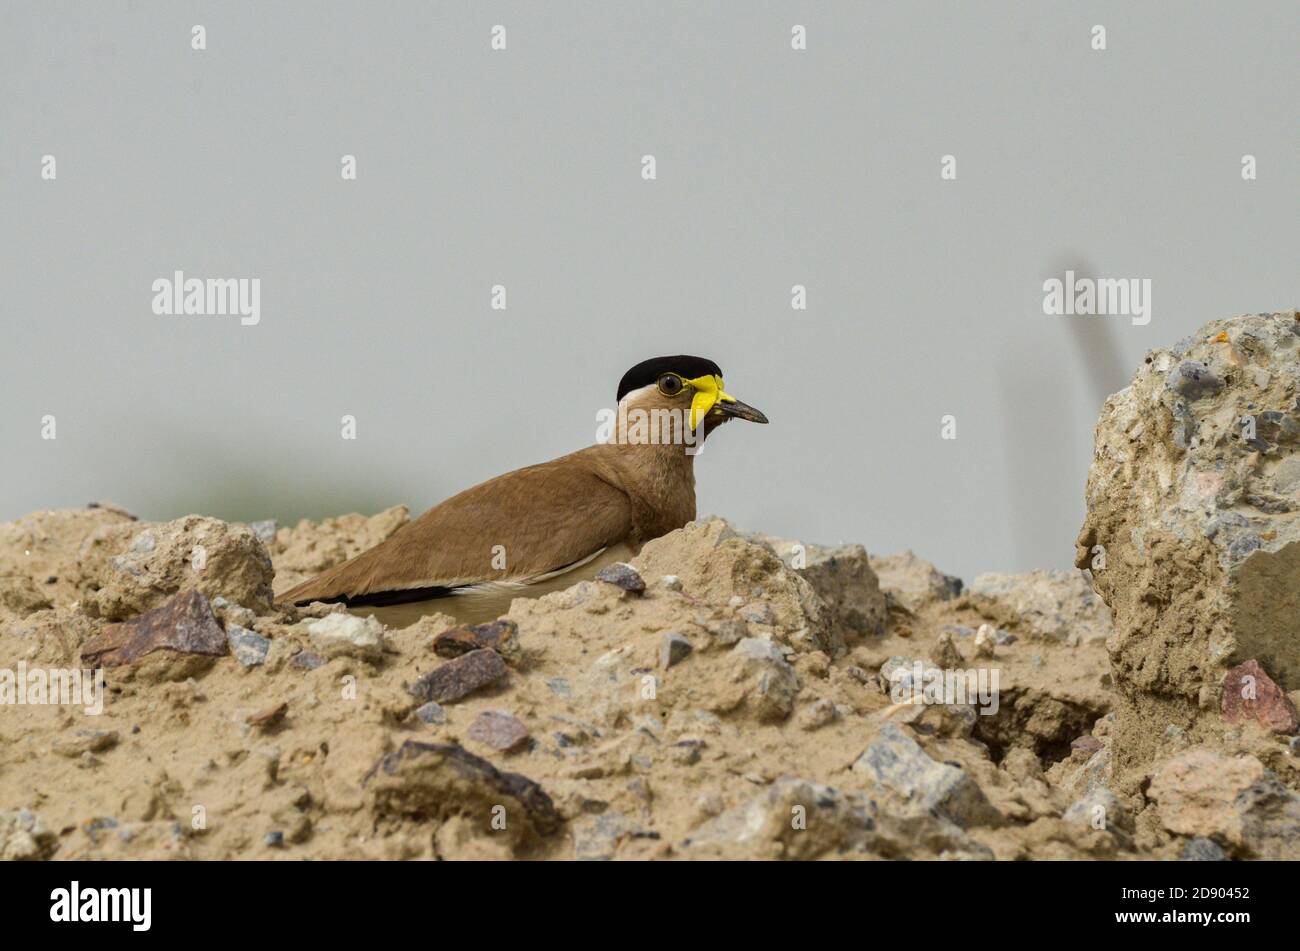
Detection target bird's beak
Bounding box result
[685,374,769,428]
[712,395,768,424]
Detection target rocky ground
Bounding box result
[2,312,1299,862]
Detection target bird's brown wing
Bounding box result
[276,451,634,606]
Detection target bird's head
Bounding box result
[614,355,767,448]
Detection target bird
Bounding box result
[276,355,767,625]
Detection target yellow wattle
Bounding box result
[687,374,730,430]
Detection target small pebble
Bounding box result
[1179,837,1226,861]
[290,650,325,670]
[246,702,288,729]
[415,701,447,725]
[595,562,646,594]
[466,710,530,752]
[659,632,694,669]
[408,649,507,704]
[227,626,270,668]
[433,618,521,663]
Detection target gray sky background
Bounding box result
[2,1,1296,582]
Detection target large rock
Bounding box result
[364,740,561,843]
[753,534,888,645]
[684,776,991,860]
[1219,658,1299,734]
[80,589,229,675]
[684,778,878,859]
[1077,312,1300,770]
[78,515,275,620]
[968,570,1111,644]
[868,550,963,612]
[0,507,136,616]
[1147,749,1300,859]
[632,518,832,654]
[0,809,58,860]
[851,722,1002,828]
[724,638,800,723]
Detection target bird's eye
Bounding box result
[658,374,683,396]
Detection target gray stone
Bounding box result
[968,570,1111,644]
[684,776,992,861]
[868,550,963,612]
[659,632,693,668]
[755,536,889,641]
[290,650,325,670]
[851,722,1001,828]
[730,638,800,722]
[595,562,646,594]
[1168,360,1223,400]
[414,701,446,725]
[1180,837,1227,861]
[226,625,270,667]
[700,616,747,646]
[571,812,657,860]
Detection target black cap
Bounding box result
[617,355,722,402]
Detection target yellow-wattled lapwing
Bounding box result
[277,356,766,624]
